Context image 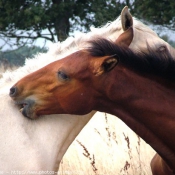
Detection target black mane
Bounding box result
[87,38,175,81]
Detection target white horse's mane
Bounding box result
[0,16,157,86]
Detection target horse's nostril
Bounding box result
[9,86,17,97]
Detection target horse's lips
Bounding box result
[15,102,29,118]
[15,99,37,119]
[20,104,29,118]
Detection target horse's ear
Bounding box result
[115,27,133,46]
[121,6,133,31]
[92,55,119,76]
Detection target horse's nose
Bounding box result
[9,86,18,97]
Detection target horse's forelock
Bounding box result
[87,37,175,82]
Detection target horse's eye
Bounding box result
[58,71,69,81]
[158,45,167,52]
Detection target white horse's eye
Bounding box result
[158,45,167,52]
[58,71,69,81]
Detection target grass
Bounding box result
[59,112,155,175]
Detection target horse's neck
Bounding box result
[96,67,175,170]
[0,87,93,170]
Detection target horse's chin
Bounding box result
[15,99,39,119]
[21,105,39,120]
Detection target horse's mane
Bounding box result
[0,16,157,87]
[88,38,175,81]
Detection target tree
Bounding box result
[0,46,47,66]
[161,35,175,47]
[131,0,175,30]
[0,0,125,49]
[0,0,174,51]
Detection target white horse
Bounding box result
[1,6,174,175]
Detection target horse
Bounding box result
[11,26,175,175]
[2,6,174,174]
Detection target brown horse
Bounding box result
[10,27,175,175]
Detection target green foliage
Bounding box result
[161,35,175,47]
[74,0,126,29]
[132,0,175,30]
[0,46,47,66]
[0,0,127,45]
[0,0,174,51]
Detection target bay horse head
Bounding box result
[9,27,133,119]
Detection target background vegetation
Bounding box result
[60,112,155,175]
[0,0,174,67]
[0,46,47,67]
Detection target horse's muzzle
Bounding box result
[15,99,37,119]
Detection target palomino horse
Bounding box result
[11,27,175,175]
[4,6,174,174]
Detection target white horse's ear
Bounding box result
[121,6,133,31]
[92,56,119,76]
[115,27,133,46]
